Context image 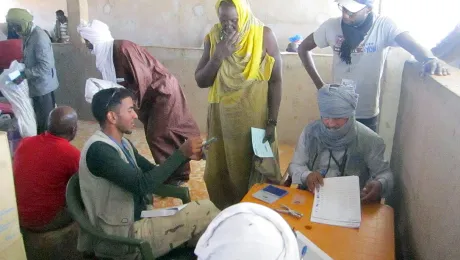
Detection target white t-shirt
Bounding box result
[0,23,7,41]
[314,16,405,118]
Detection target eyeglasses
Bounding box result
[338,4,365,17]
[106,88,121,109]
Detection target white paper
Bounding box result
[141,204,188,218]
[7,70,20,83]
[311,176,361,228]
[251,127,274,158]
[296,231,333,260]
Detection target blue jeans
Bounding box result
[357,116,378,132]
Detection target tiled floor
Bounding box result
[72,120,295,208]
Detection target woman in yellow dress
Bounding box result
[195,0,283,210]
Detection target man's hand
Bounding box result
[213,31,239,61]
[360,180,382,204]
[262,124,275,143]
[179,137,204,161]
[422,58,450,76]
[306,171,324,193]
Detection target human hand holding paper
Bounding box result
[251,127,274,158]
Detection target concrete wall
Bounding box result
[53,44,332,144]
[53,43,406,148]
[87,0,342,49]
[146,48,334,143]
[391,62,460,259]
[0,0,67,33]
[3,0,388,49]
[380,48,411,159]
[53,44,99,122]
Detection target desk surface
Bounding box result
[242,184,395,260]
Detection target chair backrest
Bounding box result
[65,174,98,235]
[65,174,155,260]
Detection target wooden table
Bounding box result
[242,184,395,260]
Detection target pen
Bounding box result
[293,227,307,259]
[301,245,308,258]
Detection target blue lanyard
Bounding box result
[108,136,136,168]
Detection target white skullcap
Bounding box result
[195,202,299,260]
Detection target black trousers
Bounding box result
[32,91,56,134]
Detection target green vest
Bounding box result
[78,130,139,259]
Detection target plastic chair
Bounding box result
[65,174,191,260]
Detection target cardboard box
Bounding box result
[0,132,26,259]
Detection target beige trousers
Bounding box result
[133,200,219,258]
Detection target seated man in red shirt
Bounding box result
[13,106,80,232]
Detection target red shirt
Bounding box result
[13,132,80,228]
[0,39,23,69]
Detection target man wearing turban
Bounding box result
[77,20,200,185]
[6,8,59,134]
[288,83,393,203]
[298,0,449,132]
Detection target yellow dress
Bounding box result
[204,0,281,210]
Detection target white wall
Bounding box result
[381,0,460,48]
[0,0,67,33]
[53,42,408,149]
[52,44,332,144]
[87,0,342,49]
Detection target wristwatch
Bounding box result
[267,118,277,126]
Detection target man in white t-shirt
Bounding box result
[298,0,450,132]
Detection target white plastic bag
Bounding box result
[85,78,125,103]
[0,61,37,137]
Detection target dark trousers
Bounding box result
[357,116,378,133]
[32,91,56,134]
[24,208,73,233]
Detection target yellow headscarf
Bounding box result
[215,0,263,80]
[208,0,273,103]
[6,8,33,35]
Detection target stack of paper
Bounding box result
[296,231,332,260]
[311,176,361,228]
[141,204,188,218]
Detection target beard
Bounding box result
[116,124,133,135]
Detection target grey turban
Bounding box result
[318,83,359,118]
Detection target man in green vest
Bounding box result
[78,87,219,258]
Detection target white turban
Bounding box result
[85,78,124,103]
[195,202,300,260]
[77,20,116,83]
